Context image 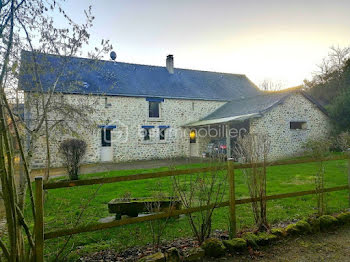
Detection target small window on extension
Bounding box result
[290,121,307,130]
[101,128,112,147]
[149,101,160,118]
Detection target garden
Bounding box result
[29,154,350,261]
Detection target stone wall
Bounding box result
[249,93,331,160]
[25,93,225,168]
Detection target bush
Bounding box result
[335,131,350,152]
[59,139,87,180]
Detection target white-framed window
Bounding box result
[158,126,170,141]
[149,101,160,118]
[146,98,164,119]
[290,121,307,130]
[142,125,154,141]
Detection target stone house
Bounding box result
[19,51,330,168]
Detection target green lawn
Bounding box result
[31,157,350,261]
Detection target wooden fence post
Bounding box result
[35,177,44,262]
[227,160,236,238]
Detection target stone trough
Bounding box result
[108,197,182,220]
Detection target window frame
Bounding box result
[142,125,155,142]
[159,128,166,141]
[158,126,170,141]
[148,101,160,118]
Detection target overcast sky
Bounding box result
[57,0,350,89]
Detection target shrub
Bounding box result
[172,163,227,244]
[302,138,332,216]
[59,139,87,180]
[233,134,271,231]
[335,131,350,152]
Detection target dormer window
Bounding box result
[146,98,164,118]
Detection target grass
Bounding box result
[28,157,350,261]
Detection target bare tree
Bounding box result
[311,45,350,87]
[233,134,271,231]
[172,162,227,244]
[0,1,111,260]
[302,138,332,216]
[259,79,284,92]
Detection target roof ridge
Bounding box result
[226,90,292,103]
[21,50,248,77]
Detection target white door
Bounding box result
[101,147,113,162]
[100,128,113,162]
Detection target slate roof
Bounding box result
[184,91,328,126]
[19,51,261,101]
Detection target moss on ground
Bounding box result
[201,238,226,258]
[223,238,247,253]
[319,215,338,231]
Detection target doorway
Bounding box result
[189,130,198,157]
[100,127,113,162]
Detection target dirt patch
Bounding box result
[221,225,350,262]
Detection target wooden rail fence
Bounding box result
[34,155,350,261]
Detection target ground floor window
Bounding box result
[158,126,170,141]
[142,126,154,141]
[159,128,165,140]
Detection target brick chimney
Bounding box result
[166,55,174,74]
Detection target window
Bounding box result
[290,121,307,130]
[142,126,154,141]
[144,128,150,141]
[101,128,112,147]
[104,97,111,108]
[160,128,166,140]
[149,101,160,118]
